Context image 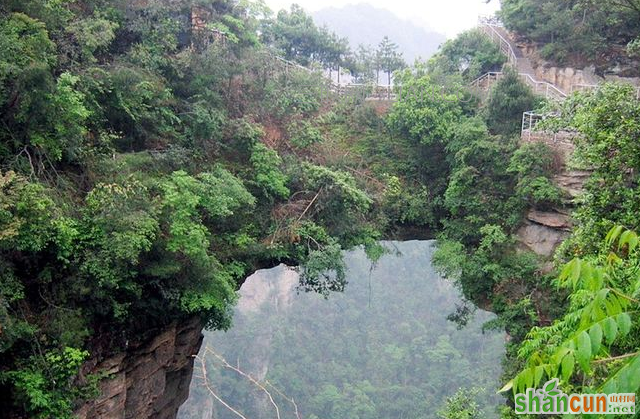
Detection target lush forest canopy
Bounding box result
[0,0,640,417]
[0,0,393,416]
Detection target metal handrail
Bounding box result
[479,24,517,67]
[470,70,567,101]
[478,15,640,145]
[478,15,504,27]
[470,71,504,87]
[518,73,567,100]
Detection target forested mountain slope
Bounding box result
[1,0,640,418]
[179,242,505,419]
[499,0,640,75]
[0,1,390,417]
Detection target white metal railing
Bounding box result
[470,71,504,89]
[479,15,640,145]
[270,52,313,74]
[479,24,517,67]
[521,111,547,142]
[518,73,567,101]
[477,17,572,141]
[570,83,598,93]
[478,15,504,27]
[471,71,567,102]
[330,83,396,100]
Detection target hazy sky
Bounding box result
[263,0,501,38]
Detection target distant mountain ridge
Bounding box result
[312,3,446,63]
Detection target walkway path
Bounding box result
[492,26,536,76]
[475,20,567,102]
[474,18,575,138]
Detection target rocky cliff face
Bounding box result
[75,317,203,419]
[517,209,571,257]
[517,42,640,93]
[516,131,590,259]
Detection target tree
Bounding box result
[499,0,640,68]
[437,388,482,419]
[483,68,541,137]
[0,1,386,416]
[349,44,376,83]
[388,64,463,146]
[260,5,349,68]
[548,83,640,254]
[376,36,406,86]
[428,29,505,82]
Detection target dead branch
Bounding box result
[194,353,250,419]
[296,187,323,223]
[264,379,302,419]
[202,346,281,419]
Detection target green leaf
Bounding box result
[561,353,576,382]
[628,233,638,253]
[534,366,545,387]
[582,262,594,289]
[618,230,638,253]
[576,331,592,373]
[603,316,619,344]
[605,225,624,247]
[570,259,582,289]
[617,313,631,336]
[559,258,579,288]
[600,353,640,394]
[499,379,514,394]
[589,323,603,355]
[522,368,534,391]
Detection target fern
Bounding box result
[502,226,640,395]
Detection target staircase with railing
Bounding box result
[476,16,639,139]
[475,16,572,141]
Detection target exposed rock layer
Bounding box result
[518,42,640,93]
[517,210,571,257]
[75,317,203,419]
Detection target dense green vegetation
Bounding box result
[507,226,640,397]
[179,242,505,419]
[2,0,640,416]
[428,28,505,83]
[505,84,640,400]
[499,0,640,71]
[0,1,394,417]
[357,15,640,418]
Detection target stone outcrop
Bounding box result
[532,64,640,95]
[532,65,601,95]
[75,317,203,419]
[553,170,591,198]
[515,165,587,258]
[518,42,640,94]
[517,209,572,257]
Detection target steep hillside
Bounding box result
[2,0,640,417]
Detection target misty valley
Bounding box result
[178,241,505,419]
